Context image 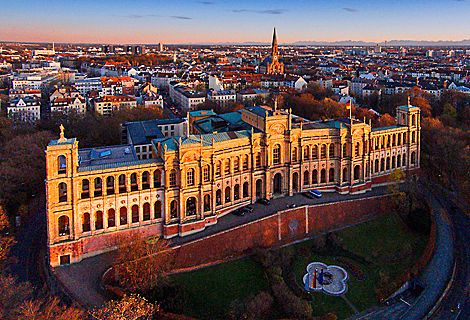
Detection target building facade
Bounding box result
[46,104,420,267]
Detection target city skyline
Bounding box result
[1,0,470,45]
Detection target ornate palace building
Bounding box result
[46,103,420,266]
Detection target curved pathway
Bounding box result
[348,183,455,320]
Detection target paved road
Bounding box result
[348,183,455,320]
[429,185,470,319]
[8,195,47,288]
[55,186,390,309]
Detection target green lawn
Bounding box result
[171,256,270,320]
[170,212,429,320]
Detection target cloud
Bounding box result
[259,9,288,14]
[123,14,145,18]
[120,14,162,18]
[171,16,192,20]
[343,7,358,12]
[232,9,288,15]
[199,1,216,4]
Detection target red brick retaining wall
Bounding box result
[169,195,392,271]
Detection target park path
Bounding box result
[348,183,455,320]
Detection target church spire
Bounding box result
[271,27,278,59]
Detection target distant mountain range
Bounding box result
[195,39,470,47]
[3,39,470,47]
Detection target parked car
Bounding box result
[258,198,270,205]
[233,208,245,216]
[287,203,297,208]
[242,206,254,213]
[302,192,316,199]
[310,190,322,198]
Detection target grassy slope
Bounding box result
[171,212,429,320]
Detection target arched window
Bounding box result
[216,189,222,206]
[397,154,401,168]
[355,142,360,157]
[403,132,407,144]
[106,176,115,195]
[131,205,139,223]
[234,157,240,172]
[154,201,162,219]
[386,135,390,148]
[81,179,90,199]
[58,215,69,236]
[397,134,402,146]
[292,147,298,162]
[94,177,102,197]
[142,171,150,190]
[303,170,309,186]
[303,146,310,160]
[170,200,178,218]
[273,144,281,165]
[243,182,249,198]
[58,182,67,202]
[412,114,417,126]
[386,157,390,170]
[343,167,348,182]
[119,207,127,225]
[204,194,211,212]
[243,155,249,171]
[320,169,326,183]
[312,145,318,160]
[143,203,150,221]
[403,154,407,166]
[225,186,231,203]
[375,159,379,173]
[186,197,197,216]
[82,213,90,232]
[234,184,240,200]
[187,168,195,186]
[380,158,385,172]
[411,151,416,165]
[203,165,210,182]
[216,161,222,177]
[342,144,347,157]
[95,211,103,230]
[354,165,361,180]
[169,169,177,187]
[321,144,327,159]
[119,174,127,193]
[329,168,335,182]
[130,173,138,191]
[392,156,396,169]
[412,131,416,144]
[154,169,162,188]
[329,144,335,158]
[107,209,115,227]
[392,134,396,147]
[312,170,318,184]
[58,155,66,175]
[255,153,262,168]
[224,158,231,175]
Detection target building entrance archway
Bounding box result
[292,172,299,193]
[273,173,282,195]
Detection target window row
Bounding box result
[372,131,417,151]
[57,201,164,235]
[300,143,336,161]
[373,151,416,173]
[80,170,163,199]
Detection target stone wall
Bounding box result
[169,195,392,271]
